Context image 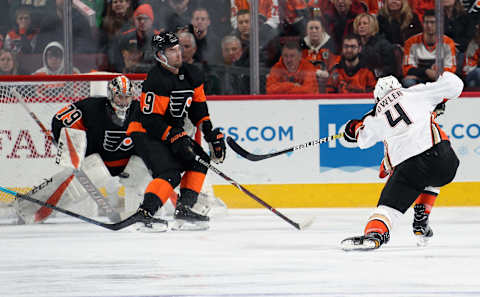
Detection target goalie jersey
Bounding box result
[357,72,463,167]
[51,97,140,176]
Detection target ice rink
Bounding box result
[1,207,480,297]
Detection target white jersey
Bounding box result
[357,72,464,167]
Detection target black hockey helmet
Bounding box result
[152,31,179,53]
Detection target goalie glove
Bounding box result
[201,120,226,164]
[167,127,196,163]
[344,119,363,143]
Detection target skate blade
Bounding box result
[171,219,209,231]
[134,222,168,233]
[415,234,431,247]
[340,238,379,251]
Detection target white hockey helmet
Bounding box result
[373,76,402,103]
[107,75,134,120]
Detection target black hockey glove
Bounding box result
[202,121,226,164]
[167,128,196,162]
[344,119,363,143]
[434,102,446,117]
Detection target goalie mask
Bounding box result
[373,76,402,103]
[107,75,134,121]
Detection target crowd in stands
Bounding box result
[0,0,479,94]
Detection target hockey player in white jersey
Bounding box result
[340,71,464,251]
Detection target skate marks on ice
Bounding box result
[1,208,480,297]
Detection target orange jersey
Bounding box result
[403,33,457,76]
[326,61,377,93]
[266,57,319,94]
[231,0,279,28]
[300,36,339,71]
[463,40,480,76]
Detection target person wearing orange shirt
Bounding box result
[266,41,319,94]
[326,34,376,93]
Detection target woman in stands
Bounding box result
[377,0,422,46]
[0,49,21,75]
[102,0,135,40]
[353,13,400,78]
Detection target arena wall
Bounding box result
[1,94,479,208]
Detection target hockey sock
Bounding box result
[364,219,389,235]
[142,178,174,214]
[414,192,437,214]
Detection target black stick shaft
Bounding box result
[0,186,136,231]
[227,132,344,161]
[195,157,302,230]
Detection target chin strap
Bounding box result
[154,53,177,71]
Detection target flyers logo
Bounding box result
[103,131,134,152]
[169,90,194,117]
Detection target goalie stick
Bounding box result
[195,156,315,230]
[227,132,344,161]
[11,88,121,222]
[0,186,137,231]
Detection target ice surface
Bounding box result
[1,207,480,297]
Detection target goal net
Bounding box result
[0,73,146,221]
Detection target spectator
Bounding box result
[119,38,151,73]
[377,0,422,46]
[0,49,21,75]
[278,0,309,36]
[4,6,39,54]
[111,4,159,72]
[211,35,243,94]
[411,0,434,21]
[266,41,319,94]
[230,0,279,32]
[9,0,56,30]
[191,7,221,65]
[221,35,243,66]
[326,34,376,93]
[101,0,134,40]
[82,0,106,28]
[196,0,232,39]
[403,10,457,87]
[232,9,275,59]
[35,0,93,53]
[443,0,476,54]
[323,0,367,54]
[177,31,221,94]
[463,24,480,87]
[32,41,80,75]
[300,18,339,92]
[353,13,400,78]
[161,0,196,33]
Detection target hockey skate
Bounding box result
[412,204,433,247]
[340,232,390,251]
[171,203,210,231]
[132,208,168,233]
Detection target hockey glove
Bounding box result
[344,119,363,143]
[167,128,196,162]
[433,102,446,117]
[202,121,226,164]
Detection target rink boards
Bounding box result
[1,94,479,207]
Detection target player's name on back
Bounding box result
[376,90,404,113]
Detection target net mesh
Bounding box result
[0,74,144,217]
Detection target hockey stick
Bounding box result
[11,88,121,222]
[227,132,344,161]
[195,156,315,230]
[0,186,137,231]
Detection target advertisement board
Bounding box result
[1,96,479,207]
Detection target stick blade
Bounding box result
[227,136,267,161]
[298,216,316,230]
